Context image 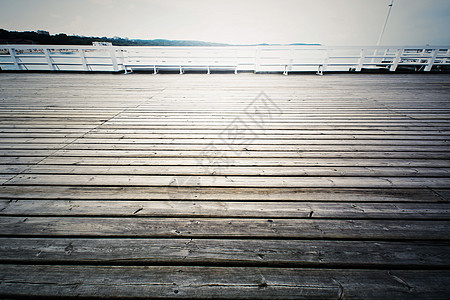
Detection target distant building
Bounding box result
[92,42,113,46]
[37,30,50,35]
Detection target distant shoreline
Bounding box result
[0,29,320,47]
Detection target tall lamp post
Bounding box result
[372,0,394,65]
[377,0,394,46]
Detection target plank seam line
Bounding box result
[7,173,450,178]
[1,215,450,221]
[0,235,449,242]
[1,261,449,270]
[429,188,448,202]
[1,89,167,186]
[0,198,446,204]
[2,236,450,242]
[369,97,445,130]
[0,200,446,204]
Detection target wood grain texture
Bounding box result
[1,217,449,239]
[1,238,449,267]
[1,265,450,299]
[1,200,449,219]
[1,186,447,201]
[0,73,449,298]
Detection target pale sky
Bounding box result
[0,0,449,45]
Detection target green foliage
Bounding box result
[0,29,320,46]
[0,29,230,46]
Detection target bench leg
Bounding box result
[316,64,323,76]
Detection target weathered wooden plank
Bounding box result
[2,144,449,153]
[1,124,448,130]
[98,124,450,129]
[6,174,450,188]
[1,238,449,267]
[58,139,450,146]
[2,149,450,158]
[3,133,449,140]
[0,124,97,129]
[0,105,367,109]
[37,157,450,167]
[0,121,105,125]
[0,108,448,113]
[0,186,445,202]
[0,138,78,144]
[1,265,449,299]
[1,200,449,219]
[113,113,450,118]
[16,165,450,177]
[2,127,449,133]
[96,123,450,129]
[0,133,84,138]
[435,189,450,201]
[0,217,449,239]
[109,116,450,121]
[2,145,450,156]
[0,156,45,165]
[63,135,450,142]
[0,143,65,150]
[2,140,450,149]
[1,73,450,299]
[0,164,31,174]
[3,113,450,119]
[0,175,14,184]
[103,117,449,125]
[3,121,449,127]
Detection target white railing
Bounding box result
[0,44,125,72]
[255,45,450,74]
[1,44,449,74]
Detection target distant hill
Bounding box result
[0,29,320,46]
[0,29,231,46]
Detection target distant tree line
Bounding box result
[0,29,230,46]
[0,29,320,47]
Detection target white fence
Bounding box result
[0,44,123,72]
[1,44,449,74]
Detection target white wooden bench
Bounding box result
[123,48,239,74]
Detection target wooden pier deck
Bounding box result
[0,73,449,299]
